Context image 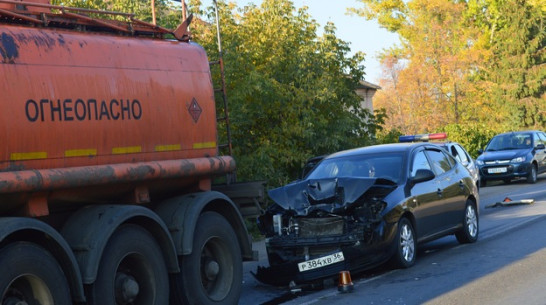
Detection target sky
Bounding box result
[201,0,400,84]
[286,0,400,84]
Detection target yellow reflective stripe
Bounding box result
[65,149,97,157]
[10,152,47,161]
[112,146,142,154]
[155,144,181,152]
[193,142,216,149]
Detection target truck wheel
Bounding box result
[0,242,71,305]
[89,224,169,305]
[171,211,242,305]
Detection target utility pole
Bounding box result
[151,0,156,24]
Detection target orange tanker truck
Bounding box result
[0,0,264,304]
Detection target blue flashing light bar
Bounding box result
[399,133,447,142]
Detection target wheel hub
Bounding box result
[204,258,220,281]
[115,273,139,304]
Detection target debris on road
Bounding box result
[485,197,535,208]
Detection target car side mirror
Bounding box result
[478,149,484,154]
[536,144,545,150]
[410,169,435,185]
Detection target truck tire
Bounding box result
[171,211,242,305]
[0,242,71,305]
[88,224,169,305]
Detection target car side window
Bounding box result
[442,151,457,167]
[425,149,452,175]
[539,132,546,145]
[538,132,546,145]
[539,133,544,143]
[449,146,460,161]
[533,132,543,147]
[453,145,469,165]
[411,150,432,177]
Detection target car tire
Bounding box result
[527,164,537,184]
[390,218,416,269]
[455,201,479,244]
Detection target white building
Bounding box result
[356,80,381,113]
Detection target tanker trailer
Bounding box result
[0,0,263,304]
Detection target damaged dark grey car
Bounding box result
[255,143,479,286]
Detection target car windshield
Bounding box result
[486,133,532,151]
[306,152,405,184]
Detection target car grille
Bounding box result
[484,160,510,165]
[299,216,344,238]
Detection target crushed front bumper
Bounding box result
[254,220,396,286]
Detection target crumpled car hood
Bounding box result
[268,177,396,216]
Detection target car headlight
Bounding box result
[476,160,484,166]
[511,156,526,163]
[273,214,283,235]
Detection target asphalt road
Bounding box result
[240,174,546,305]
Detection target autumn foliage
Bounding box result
[353,0,545,142]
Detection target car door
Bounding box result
[409,148,443,240]
[424,148,466,232]
[536,132,546,173]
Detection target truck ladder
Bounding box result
[209,0,233,157]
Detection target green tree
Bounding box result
[52,0,181,27]
[189,0,382,186]
[438,123,497,157]
[467,0,545,130]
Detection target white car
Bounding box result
[399,133,480,191]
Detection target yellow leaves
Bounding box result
[350,0,408,32]
[528,0,546,11]
[358,0,495,133]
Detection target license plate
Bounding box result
[298,251,345,272]
[488,167,507,174]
